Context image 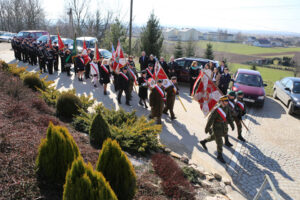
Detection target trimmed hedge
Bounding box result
[35,122,80,184]
[89,113,111,148]
[23,73,45,91]
[63,157,117,200]
[56,91,82,119]
[96,138,137,200]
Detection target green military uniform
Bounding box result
[235,94,246,141]
[204,105,234,154]
[149,84,165,124]
[163,82,178,120]
[224,91,238,147]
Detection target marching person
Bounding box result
[64,49,72,76]
[146,63,154,79]
[138,70,149,108]
[189,61,200,95]
[199,96,235,164]
[53,42,59,71]
[38,45,46,73]
[117,67,131,106]
[99,59,111,95]
[218,67,231,95]
[139,51,148,71]
[167,56,178,78]
[85,49,93,79]
[235,91,246,142]
[149,79,165,124]
[59,47,66,72]
[75,53,85,81]
[90,57,99,87]
[45,44,54,74]
[224,91,238,147]
[163,76,179,120]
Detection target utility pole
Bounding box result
[129,0,133,55]
[67,8,74,38]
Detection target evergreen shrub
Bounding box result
[63,157,117,200]
[23,73,45,91]
[35,122,80,184]
[56,91,82,119]
[96,138,137,200]
[89,113,111,148]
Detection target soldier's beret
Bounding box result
[227,90,236,97]
[219,95,229,101]
[123,66,128,70]
[237,90,244,95]
[157,79,163,83]
[141,70,146,74]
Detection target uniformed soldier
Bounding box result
[199,96,235,164]
[224,90,238,147]
[38,45,46,73]
[85,49,93,79]
[28,43,35,65]
[59,48,66,72]
[52,42,59,71]
[146,63,154,79]
[99,58,111,95]
[149,79,165,124]
[138,70,149,108]
[235,91,246,142]
[20,40,26,62]
[64,49,73,76]
[45,45,54,74]
[32,43,38,65]
[117,67,131,106]
[163,76,179,120]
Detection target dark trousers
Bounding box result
[61,57,65,72]
[85,64,90,79]
[39,60,46,72]
[47,60,53,74]
[117,89,130,103]
[53,57,58,71]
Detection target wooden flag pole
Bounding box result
[177,95,187,112]
[241,119,250,132]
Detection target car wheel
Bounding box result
[258,101,264,108]
[8,39,11,43]
[273,89,278,99]
[288,101,293,115]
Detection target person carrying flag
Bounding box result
[138,70,149,108]
[235,91,247,142]
[199,95,235,164]
[163,76,179,120]
[117,66,131,106]
[149,79,166,124]
[99,59,111,95]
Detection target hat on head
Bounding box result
[227,90,236,97]
[123,66,128,70]
[171,76,177,80]
[141,70,146,74]
[148,63,154,67]
[219,95,229,101]
[237,90,244,96]
[157,79,163,83]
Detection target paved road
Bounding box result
[1,43,300,199]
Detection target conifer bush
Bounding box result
[56,91,82,119]
[23,73,45,91]
[89,113,111,148]
[36,122,80,184]
[96,138,137,200]
[63,157,117,200]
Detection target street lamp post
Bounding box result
[129,0,133,55]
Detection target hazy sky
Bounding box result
[43,0,300,33]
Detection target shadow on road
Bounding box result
[227,141,293,200]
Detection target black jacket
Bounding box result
[219,73,231,89]
[139,56,148,70]
[118,72,130,90]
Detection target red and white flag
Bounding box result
[95,42,101,61]
[48,34,53,48]
[193,71,222,116]
[154,62,171,88]
[57,32,64,50]
[128,68,138,85]
[82,40,91,64]
[112,40,126,71]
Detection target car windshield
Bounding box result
[3,33,11,36]
[17,32,29,37]
[236,73,263,87]
[76,40,96,48]
[293,82,300,93]
[100,50,112,58]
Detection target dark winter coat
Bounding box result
[138,77,148,99]
[139,56,148,70]
[99,64,111,84]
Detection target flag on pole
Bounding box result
[112,40,126,71]
[95,42,101,61]
[82,40,90,64]
[57,32,64,50]
[154,61,172,88]
[193,71,222,116]
[48,34,53,48]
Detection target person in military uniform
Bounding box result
[20,40,26,62]
[59,47,66,72]
[99,58,111,95]
[64,49,72,76]
[235,91,246,142]
[199,96,235,164]
[138,70,149,108]
[52,42,59,71]
[224,90,238,147]
[163,76,179,120]
[38,45,46,73]
[45,44,54,74]
[146,63,154,79]
[85,49,93,79]
[149,79,165,124]
[117,67,131,105]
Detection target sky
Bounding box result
[43,0,300,34]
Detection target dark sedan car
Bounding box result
[273,77,300,115]
[174,57,219,82]
[232,69,267,107]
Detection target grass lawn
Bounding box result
[196,41,300,56]
[228,63,295,96]
[260,54,295,58]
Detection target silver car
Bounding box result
[0,32,16,43]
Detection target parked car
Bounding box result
[37,35,58,44]
[16,30,48,41]
[0,32,16,42]
[174,57,219,82]
[231,69,267,107]
[52,38,73,47]
[98,49,112,59]
[273,77,300,115]
[76,37,98,52]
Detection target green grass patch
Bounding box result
[259,54,295,58]
[195,41,300,56]
[228,63,294,96]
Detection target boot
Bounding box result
[224,136,233,147]
[139,99,144,106]
[143,100,148,108]
[200,139,208,150]
[118,98,121,104]
[238,133,246,142]
[217,152,226,164]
